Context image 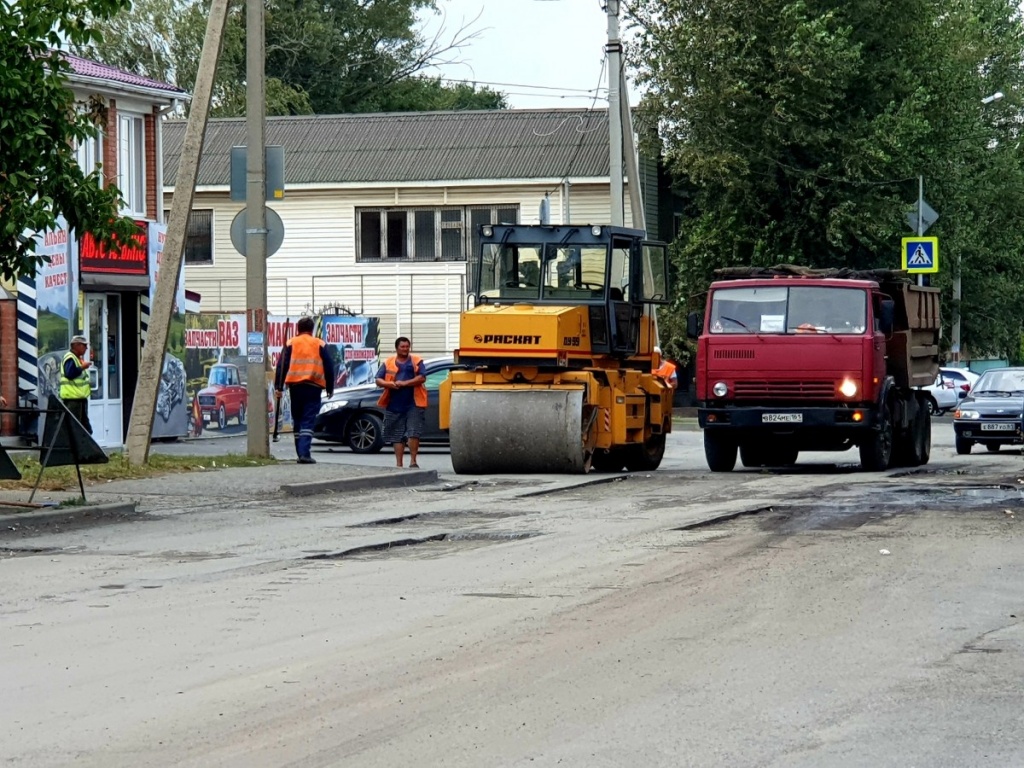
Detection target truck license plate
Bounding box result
[763,413,802,423]
[981,423,1015,431]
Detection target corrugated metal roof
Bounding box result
[163,109,611,187]
[63,52,187,95]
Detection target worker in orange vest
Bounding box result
[376,336,427,468]
[274,316,335,464]
[653,346,678,390]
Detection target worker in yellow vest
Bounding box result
[376,336,427,468]
[653,346,678,391]
[274,316,335,464]
[60,335,93,434]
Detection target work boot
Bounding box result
[297,456,316,464]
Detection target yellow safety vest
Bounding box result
[59,352,91,400]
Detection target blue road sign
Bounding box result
[901,236,939,274]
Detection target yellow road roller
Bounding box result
[439,223,673,474]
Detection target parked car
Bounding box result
[952,367,1024,454]
[919,372,960,415]
[197,363,248,429]
[941,366,980,395]
[314,356,465,452]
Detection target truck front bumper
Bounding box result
[698,405,877,431]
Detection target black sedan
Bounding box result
[952,367,1024,454]
[313,356,464,452]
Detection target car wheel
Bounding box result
[926,396,938,415]
[218,404,227,430]
[347,412,384,454]
[238,403,247,426]
[955,436,973,455]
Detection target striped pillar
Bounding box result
[15,275,37,395]
[140,293,150,347]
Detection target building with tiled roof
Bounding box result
[162,108,677,358]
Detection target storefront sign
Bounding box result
[80,221,149,275]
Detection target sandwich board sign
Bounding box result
[902,236,939,274]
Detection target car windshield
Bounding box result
[209,368,228,386]
[709,285,867,335]
[972,370,1024,394]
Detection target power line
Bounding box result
[437,76,607,95]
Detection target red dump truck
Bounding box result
[688,266,941,471]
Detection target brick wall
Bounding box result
[103,99,118,188]
[0,299,17,435]
[145,110,157,219]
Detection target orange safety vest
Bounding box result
[654,359,678,385]
[377,354,428,408]
[284,333,328,388]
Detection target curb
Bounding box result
[0,500,140,531]
[281,469,439,497]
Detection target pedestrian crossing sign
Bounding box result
[901,236,939,274]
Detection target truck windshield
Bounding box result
[710,286,867,335]
[479,243,609,301]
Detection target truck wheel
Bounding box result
[704,432,737,472]
[739,443,765,468]
[624,433,666,472]
[859,405,893,471]
[591,448,626,473]
[917,410,931,466]
[955,436,973,455]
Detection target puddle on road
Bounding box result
[305,530,541,562]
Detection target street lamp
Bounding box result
[951,90,1005,365]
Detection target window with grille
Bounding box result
[163,209,214,265]
[356,205,519,263]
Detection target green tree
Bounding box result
[629,0,1024,360]
[78,0,506,116]
[0,0,142,281]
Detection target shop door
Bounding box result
[84,294,123,447]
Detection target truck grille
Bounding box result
[733,380,835,399]
[713,348,755,360]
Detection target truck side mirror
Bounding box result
[686,311,703,339]
[878,299,895,335]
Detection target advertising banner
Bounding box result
[33,218,79,401]
[183,313,379,437]
[148,222,190,439]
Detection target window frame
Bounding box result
[117,112,146,217]
[356,204,520,264]
[163,208,215,267]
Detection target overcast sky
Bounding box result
[419,0,642,109]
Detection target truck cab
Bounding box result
[689,270,939,472]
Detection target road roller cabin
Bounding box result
[439,224,674,474]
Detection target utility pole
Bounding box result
[245,0,270,457]
[606,0,624,227]
[124,0,229,465]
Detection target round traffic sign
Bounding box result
[230,207,285,257]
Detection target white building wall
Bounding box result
[165,180,614,357]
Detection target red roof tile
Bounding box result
[62,52,187,96]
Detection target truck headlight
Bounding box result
[712,381,728,397]
[955,409,980,420]
[838,378,858,398]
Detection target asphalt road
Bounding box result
[5,421,1024,766]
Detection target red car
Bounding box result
[197,364,248,429]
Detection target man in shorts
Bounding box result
[375,336,427,468]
